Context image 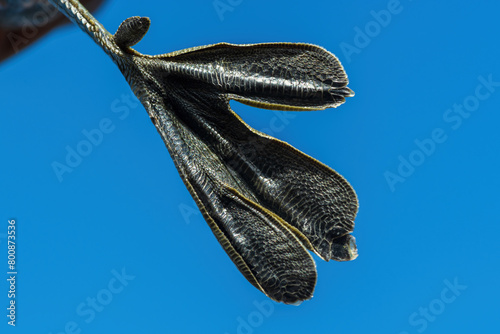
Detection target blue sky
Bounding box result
[1,0,499,333]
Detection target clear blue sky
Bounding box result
[1,0,499,333]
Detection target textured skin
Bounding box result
[48,0,120,57]
[165,43,354,110]
[46,0,358,304]
[113,16,150,48]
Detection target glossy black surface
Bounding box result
[46,2,359,304]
